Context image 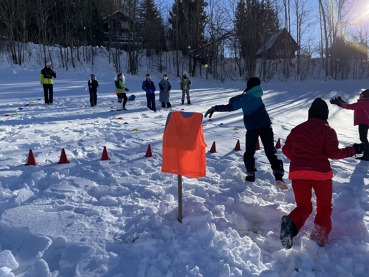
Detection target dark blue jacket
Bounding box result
[142,79,156,94]
[214,85,272,130]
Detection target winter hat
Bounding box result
[163,74,168,77]
[183,71,188,76]
[46,61,51,66]
[308,98,329,121]
[90,73,95,78]
[246,77,261,91]
[360,89,369,99]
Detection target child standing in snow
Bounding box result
[204,77,286,189]
[115,72,129,111]
[142,73,156,112]
[180,71,192,105]
[88,74,98,107]
[159,74,172,109]
[280,98,365,249]
[330,89,369,160]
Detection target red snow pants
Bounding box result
[289,179,332,242]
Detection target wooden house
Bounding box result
[256,28,299,59]
[102,10,141,49]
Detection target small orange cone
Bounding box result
[101,146,111,160]
[25,149,37,166]
[145,144,153,157]
[209,141,216,153]
[234,139,241,151]
[58,148,70,164]
[275,138,281,149]
[256,139,260,150]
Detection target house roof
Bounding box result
[256,28,297,55]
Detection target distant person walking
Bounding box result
[142,73,156,112]
[88,74,98,107]
[115,72,129,111]
[180,71,192,105]
[159,74,172,109]
[40,61,57,104]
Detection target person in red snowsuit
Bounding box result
[330,89,369,160]
[280,98,365,249]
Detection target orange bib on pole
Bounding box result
[161,111,206,178]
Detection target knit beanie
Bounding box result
[360,89,369,99]
[308,98,329,120]
[246,77,261,91]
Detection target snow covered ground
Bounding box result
[0,64,368,276]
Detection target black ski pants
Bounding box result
[359,124,369,157]
[43,84,53,104]
[243,124,284,176]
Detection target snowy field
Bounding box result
[0,64,368,277]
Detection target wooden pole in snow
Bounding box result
[177,175,183,223]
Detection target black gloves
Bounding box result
[125,88,129,92]
[353,143,366,154]
[205,107,216,118]
[330,96,345,106]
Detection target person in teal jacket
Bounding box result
[205,77,286,189]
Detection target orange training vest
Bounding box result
[161,112,206,178]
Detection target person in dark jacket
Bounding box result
[330,89,369,160]
[205,77,286,189]
[142,73,156,111]
[115,72,129,111]
[88,74,98,107]
[280,98,365,249]
[180,71,192,105]
[40,61,57,104]
[159,74,172,109]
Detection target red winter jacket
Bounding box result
[340,98,369,126]
[282,118,355,180]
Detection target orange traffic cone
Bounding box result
[275,138,281,149]
[101,146,111,160]
[25,149,37,166]
[58,148,70,164]
[145,144,153,157]
[234,139,241,151]
[256,139,260,150]
[209,141,216,153]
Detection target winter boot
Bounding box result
[274,173,288,190]
[280,215,297,249]
[245,171,255,182]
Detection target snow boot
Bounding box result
[356,156,369,161]
[274,173,288,190]
[280,215,297,249]
[245,172,255,182]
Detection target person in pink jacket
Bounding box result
[330,89,369,160]
[280,98,365,249]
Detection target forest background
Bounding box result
[0,0,368,82]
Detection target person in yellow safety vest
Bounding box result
[40,61,57,104]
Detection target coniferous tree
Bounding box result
[235,0,279,77]
[168,0,208,76]
[138,0,167,56]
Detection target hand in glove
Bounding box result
[353,143,366,154]
[124,88,129,92]
[330,96,344,106]
[205,107,216,118]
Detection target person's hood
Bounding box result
[245,85,263,98]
